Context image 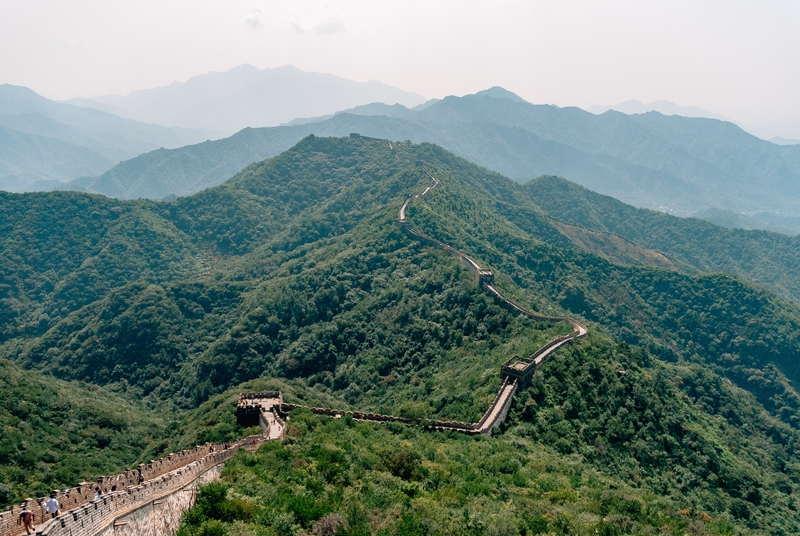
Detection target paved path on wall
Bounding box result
[475,379,518,435]
[0,436,267,536]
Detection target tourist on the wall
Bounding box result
[17,501,35,535]
[45,492,60,518]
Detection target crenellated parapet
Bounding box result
[0,436,266,536]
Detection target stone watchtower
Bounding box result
[478,270,494,286]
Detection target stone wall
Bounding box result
[95,465,221,536]
[0,436,264,536]
[475,378,518,435]
[0,441,236,536]
[0,143,590,536]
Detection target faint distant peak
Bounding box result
[412,98,440,111]
[0,83,41,97]
[0,84,56,115]
[69,64,427,134]
[473,86,527,103]
[769,136,800,146]
[339,102,413,116]
[587,99,728,121]
[229,63,259,72]
[282,101,416,126]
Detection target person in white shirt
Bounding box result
[45,493,59,518]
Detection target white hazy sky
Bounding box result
[1,0,799,125]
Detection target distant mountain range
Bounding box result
[0,84,209,191]
[587,99,729,121]
[63,87,800,234]
[67,64,428,135]
[590,100,800,147]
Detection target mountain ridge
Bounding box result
[69,64,427,135]
[62,88,800,235]
[587,99,729,120]
[0,84,210,190]
[5,136,800,532]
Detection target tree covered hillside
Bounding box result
[525,175,800,304]
[3,136,800,533]
[0,357,167,504]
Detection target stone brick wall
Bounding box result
[0,436,264,536]
[32,438,261,536]
[94,465,222,536]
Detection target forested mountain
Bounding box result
[523,176,800,304]
[72,87,800,236]
[0,85,209,191]
[4,136,800,533]
[68,114,800,308]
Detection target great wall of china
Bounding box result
[0,138,587,536]
[0,435,268,536]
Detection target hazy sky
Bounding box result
[1,0,799,125]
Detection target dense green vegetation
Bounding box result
[0,357,166,504]
[395,143,800,430]
[180,410,708,536]
[510,339,800,533]
[3,136,800,534]
[526,175,800,304]
[173,336,800,535]
[175,398,786,536]
[0,191,196,343]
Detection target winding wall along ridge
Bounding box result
[392,143,587,426]
[239,139,587,437]
[2,137,588,536]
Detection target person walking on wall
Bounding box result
[17,501,35,535]
[45,492,60,518]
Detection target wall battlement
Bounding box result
[0,435,266,536]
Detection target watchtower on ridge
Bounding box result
[478,269,494,286]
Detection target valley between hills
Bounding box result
[3,136,800,534]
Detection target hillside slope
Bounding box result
[527,176,800,301]
[0,357,167,504]
[4,137,800,532]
